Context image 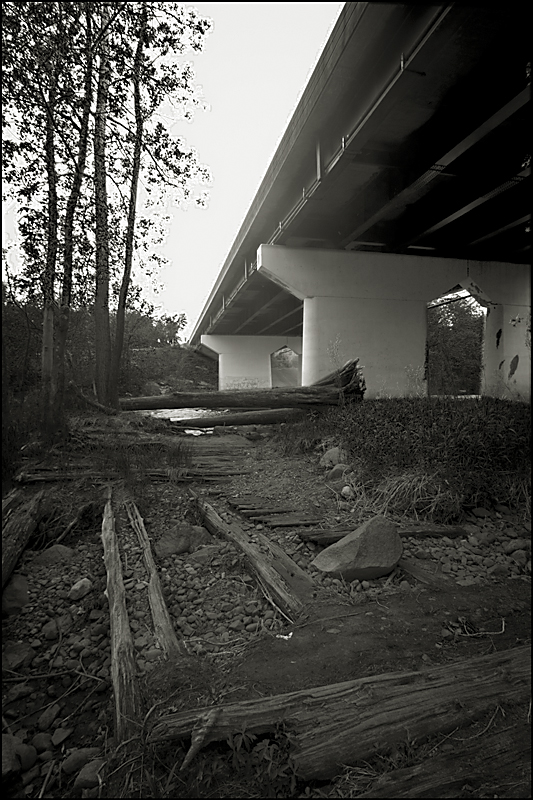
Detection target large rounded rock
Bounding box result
[310,515,403,581]
[2,574,29,616]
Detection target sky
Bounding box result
[145,2,345,338]
[2,2,344,339]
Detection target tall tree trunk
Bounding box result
[109,4,147,409]
[93,8,112,406]
[56,5,93,417]
[41,59,59,437]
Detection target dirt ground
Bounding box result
[2,415,531,798]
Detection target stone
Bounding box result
[471,507,491,518]
[73,758,106,790]
[62,748,101,776]
[341,485,355,499]
[2,734,21,778]
[310,515,403,581]
[42,619,58,640]
[2,574,29,616]
[511,549,527,566]
[14,744,37,772]
[2,642,36,671]
[30,545,75,567]
[38,704,60,731]
[502,538,530,554]
[31,733,53,753]
[68,578,93,601]
[493,504,512,515]
[325,463,351,481]
[154,525,213,558]
[320,447,348,468]
[142,381,162,396]
[187,545,221,564]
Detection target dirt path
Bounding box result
[2,418,531,798]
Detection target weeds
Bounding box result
[272,397,531,522]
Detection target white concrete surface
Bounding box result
[201,335,302,390]
[258,245,530,400]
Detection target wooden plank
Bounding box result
[298,524,469,546]
[148,646,531,781]
[194,495,314,618]
[358,722,531,798]
[2,491,45,588]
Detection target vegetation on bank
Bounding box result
[273,397,531,523]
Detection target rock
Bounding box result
[320,447,348,468]
[62,748,102,776]
[30,545,75,568]
[502,538,530,554]
[325,463,351,481]
[142,381,162,396]
[31,733,53,753]
[68,578,93,601]
[511,549,527,566]
[73,758,106,790]
[154,525,213,558]
[51,728,74,747]
[341,485,355,499]
[493,504,512,515]
[2,642,36,671]
[42,619,59,640]
[2,574,29,616]
[38,703,60,731]
[187,545,221,564]
[14,744,37,772]
[310,515,403,581]
[2,734,21,778]
[471,507,491,518]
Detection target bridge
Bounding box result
[189,2,531,400]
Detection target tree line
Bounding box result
[2,1,213,435]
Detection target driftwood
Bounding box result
[120,386,350,412]
[358,721,531,798]
[171,408,307,427]
[15,468,231,484]
[397,557,452,588]
[298,523,469,547]
[125,501,187,657]
[100,492,144,743]
[148,645,531,781]
[2,491,45,588]
[68,381,117,415]
[195,495,314,619]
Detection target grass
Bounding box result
[273,397,531,523]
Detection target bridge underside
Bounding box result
[192,4,530,400]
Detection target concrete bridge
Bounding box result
[190,3,531,400]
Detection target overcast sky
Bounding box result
[149,1,344,338]
[2,2,344,339]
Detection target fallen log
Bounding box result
[2,491,45,588]
[68,381,117,415]
[100,492,144,743]
[148,645,531,781]
[120,386,351,412]
[358,721,531,798]
[125,501,187,657]
[298,523,469,546]
[170,408,307,427]
[195,494,314,620]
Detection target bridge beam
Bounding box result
[201,335,302,391]
[258,245,530,400]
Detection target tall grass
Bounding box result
[273,397,531,522]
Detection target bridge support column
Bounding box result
[258,245,530,400]
[200,335,302,390]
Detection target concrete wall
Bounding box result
[200,335,303,390]
[258,245,530,400]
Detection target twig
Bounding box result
[38,759,56,798]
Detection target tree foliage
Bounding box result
[2,1,213,421]
[426,294,484,395]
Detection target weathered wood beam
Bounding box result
[148,645,531,781]
[120,387,349,411]
[2,491,45,588]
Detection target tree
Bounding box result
[3,1,213,421]
[426,294,485,395]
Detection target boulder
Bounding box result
[325,463,351,481]
[30,544,75,568]
[68,578,93,601]
[142,381,162,396]
[320,447,348,468]
[154,525,213,558]
[310,515,403,581]
[2,574,29,616]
